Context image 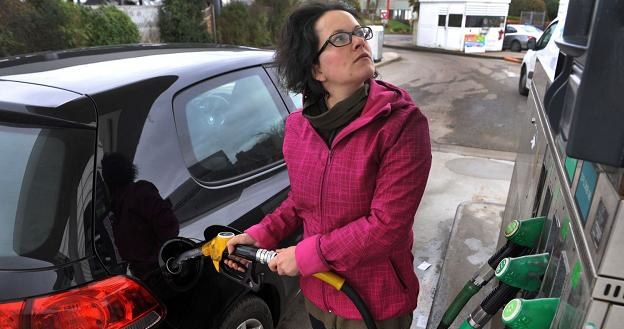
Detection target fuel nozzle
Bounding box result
[458,252,550,329]
[502,298,560,329]
[504,216,547,248]
[437,216,546,329]
[200,232,235,272]
[495,253,550,292]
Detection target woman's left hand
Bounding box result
[268,246,299,276]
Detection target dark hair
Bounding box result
[274,1,358,100]
[101,152,137,189]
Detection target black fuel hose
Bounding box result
[340,283,377,329]
[481,283,520,315]
[232,245,378,329]
[487,241,526,269]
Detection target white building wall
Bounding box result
[416,3,441,47]
[117,5,160,43]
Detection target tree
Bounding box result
[342,0,361,12]
[544,0,559,20]
[217,2,271,47]
[408,0,420,15]
[255,0,300,43]
[1,0,139,57]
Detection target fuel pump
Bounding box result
[436,216,545,329]
[458,253,550,329]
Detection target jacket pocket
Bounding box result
[388,259,408,292]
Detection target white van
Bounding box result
[518,18,563,95]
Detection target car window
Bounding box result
[536,22,558,50]
[173,67,287,186]
[0,124,95,267]
[263,65,303,111]
[506,26,517,33]
[288,91,303,109]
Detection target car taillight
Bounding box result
[0,276,165,329]
[0,300,23,328]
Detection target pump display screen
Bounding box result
[575,162,598,225]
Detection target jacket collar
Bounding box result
[328,79,411,148]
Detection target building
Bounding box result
[415,0,510,52]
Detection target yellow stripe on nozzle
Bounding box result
[313,271,346,291]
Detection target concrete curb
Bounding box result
[384,43,523,64]
[374,52,401,68]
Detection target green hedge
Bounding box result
[82,6,141,47]
[0,0,139,57]
[385,19,411,33]
[159,0,213,43]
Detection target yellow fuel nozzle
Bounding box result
[201,232,235,272]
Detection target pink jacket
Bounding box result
[246,79,431,320]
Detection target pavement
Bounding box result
[277,46,517,329]
[382,37,525,64]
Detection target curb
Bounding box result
[384,44,523,63]
[502,56,523,63]
[374,54,401,68]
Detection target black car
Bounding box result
[0,45,301,329]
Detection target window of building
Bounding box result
[448,14,463,27]
[466,16,506,28]
[173,67,288,186]
[438,15,447,27]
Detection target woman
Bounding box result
[226,2,431,328]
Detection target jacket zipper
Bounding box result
[319,149,333,312]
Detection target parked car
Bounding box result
[503,24,544,52]
[0,45,302,329]
[518,18,563,95]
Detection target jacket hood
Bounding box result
[361,79,416,119]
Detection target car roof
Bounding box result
[508,24,540,29]
[0,44,275,95]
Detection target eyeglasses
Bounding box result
[317,26,373,57]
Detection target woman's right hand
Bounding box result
[224,233,258,272]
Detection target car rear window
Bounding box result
[0,124,95,269]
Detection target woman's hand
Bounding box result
[268,246,299,276]
[224,233,257,272]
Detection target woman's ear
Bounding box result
[312,64,326,82]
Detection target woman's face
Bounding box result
[313,10,375,89]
